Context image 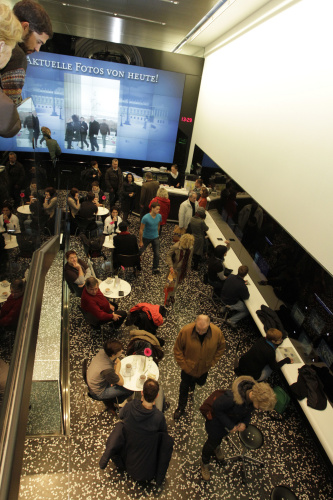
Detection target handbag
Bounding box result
[0,90,21,138]
[199,389,225,420]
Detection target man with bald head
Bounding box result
[173,315,226,420]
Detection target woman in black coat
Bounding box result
[121,173,137,223]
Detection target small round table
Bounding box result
[102,234,115,249]
[0,282,11,303]
[120,355,159,391]
[97,207,109,216]
[17,205,32,215]
[99,278,131,298]
[3,234,19,249]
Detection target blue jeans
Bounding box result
[141,237,160,270]
[228,300,249,325]
[91,384,133,402]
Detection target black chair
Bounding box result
[270,486,298,500]
[74,216,98,238]
[224,424,264,484]
[115,253,140,277]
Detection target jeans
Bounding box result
[90,384,133,402]
[258,365,273,381]
[202,434,225,464]
[101,134,107,147]
[141,237,160,270]
[178,370,208,411]
[81,133,89,149]
[90,135,99,151]
[228,300,249,325]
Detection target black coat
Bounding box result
[238,337,290,380]
[114,232,139,256]
[89,120,100,136]
[100,402,173,484]
[121,182,137,212]
[256,305,288,337]
[290,365,327,410]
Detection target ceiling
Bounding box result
[39,0,272,57]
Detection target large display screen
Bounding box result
[0,52,185,162]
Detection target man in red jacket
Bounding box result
[81,277,127,328]
[0,279,25,329]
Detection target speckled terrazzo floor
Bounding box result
[19,214,333,500]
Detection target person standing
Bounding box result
[99,119,110,149]
[149,186,170,235]
[40,127,61,165]
[168,164,184,188]
[105,158,123,206]
[139,202,162,274]
[173,315,226,420]
[89,116,100,152]
[121,173,137,223]
[178,191,198,230]
[140,172,159,219]
[5,152,25,206]
[79,116,89,149]
[165,233,194,306]
[200,376,276,480]
[187,207,209,270]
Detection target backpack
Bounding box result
[269,386,291,421]
[199,389,225,420]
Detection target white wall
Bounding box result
[188,0,333,275]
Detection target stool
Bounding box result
[224,424,264,484]
[270,485,298,500]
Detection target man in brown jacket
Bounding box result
[173,315,226,420]
[140,172,159,219]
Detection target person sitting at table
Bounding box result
[99,378,174,486]
[0,279,25,330]
[91,181,105,207]
[149,187,170,235]
[77,191,98,219]
[178,191,198,230]
[81,277,127,328]
[113,221,141,272]
[0,203,21,236]
[86,339,133,407]
[42,187,57,234]
[237,328,293,381]
[103,206,122,235]
[64,250,92,297]
[198,187,209,209]
[168,164,184,188]
[207,242,230,292]
[67,187,80,219]
[221,265,250,328]
[24,178,38,204]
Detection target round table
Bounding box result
[120,354,159,391]
[97,206,109,216]
[17,205,31,215]
[99,278,131,298]
[0,281,11,303]
[3,234,18,249]
[102,234,115,249]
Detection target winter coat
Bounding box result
[105,167,123,192]
[100,402,173,484]
[187,215,208,256]
[174,322,225,378]
[165,241,193,274]
[205,376,256,439]
[290,365,327,410]
[256,305,288,337]
[149,196,170,225]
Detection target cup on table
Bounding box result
[137,374,146,388]
[125,363,132,375]
[106,277,112,284]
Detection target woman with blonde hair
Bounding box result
[149,186,170,234]
[0,4,23,137]
[165,233,194,306]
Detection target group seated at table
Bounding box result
[0,279,25,331]
[81,277,127,328]
[99,378,174,486]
